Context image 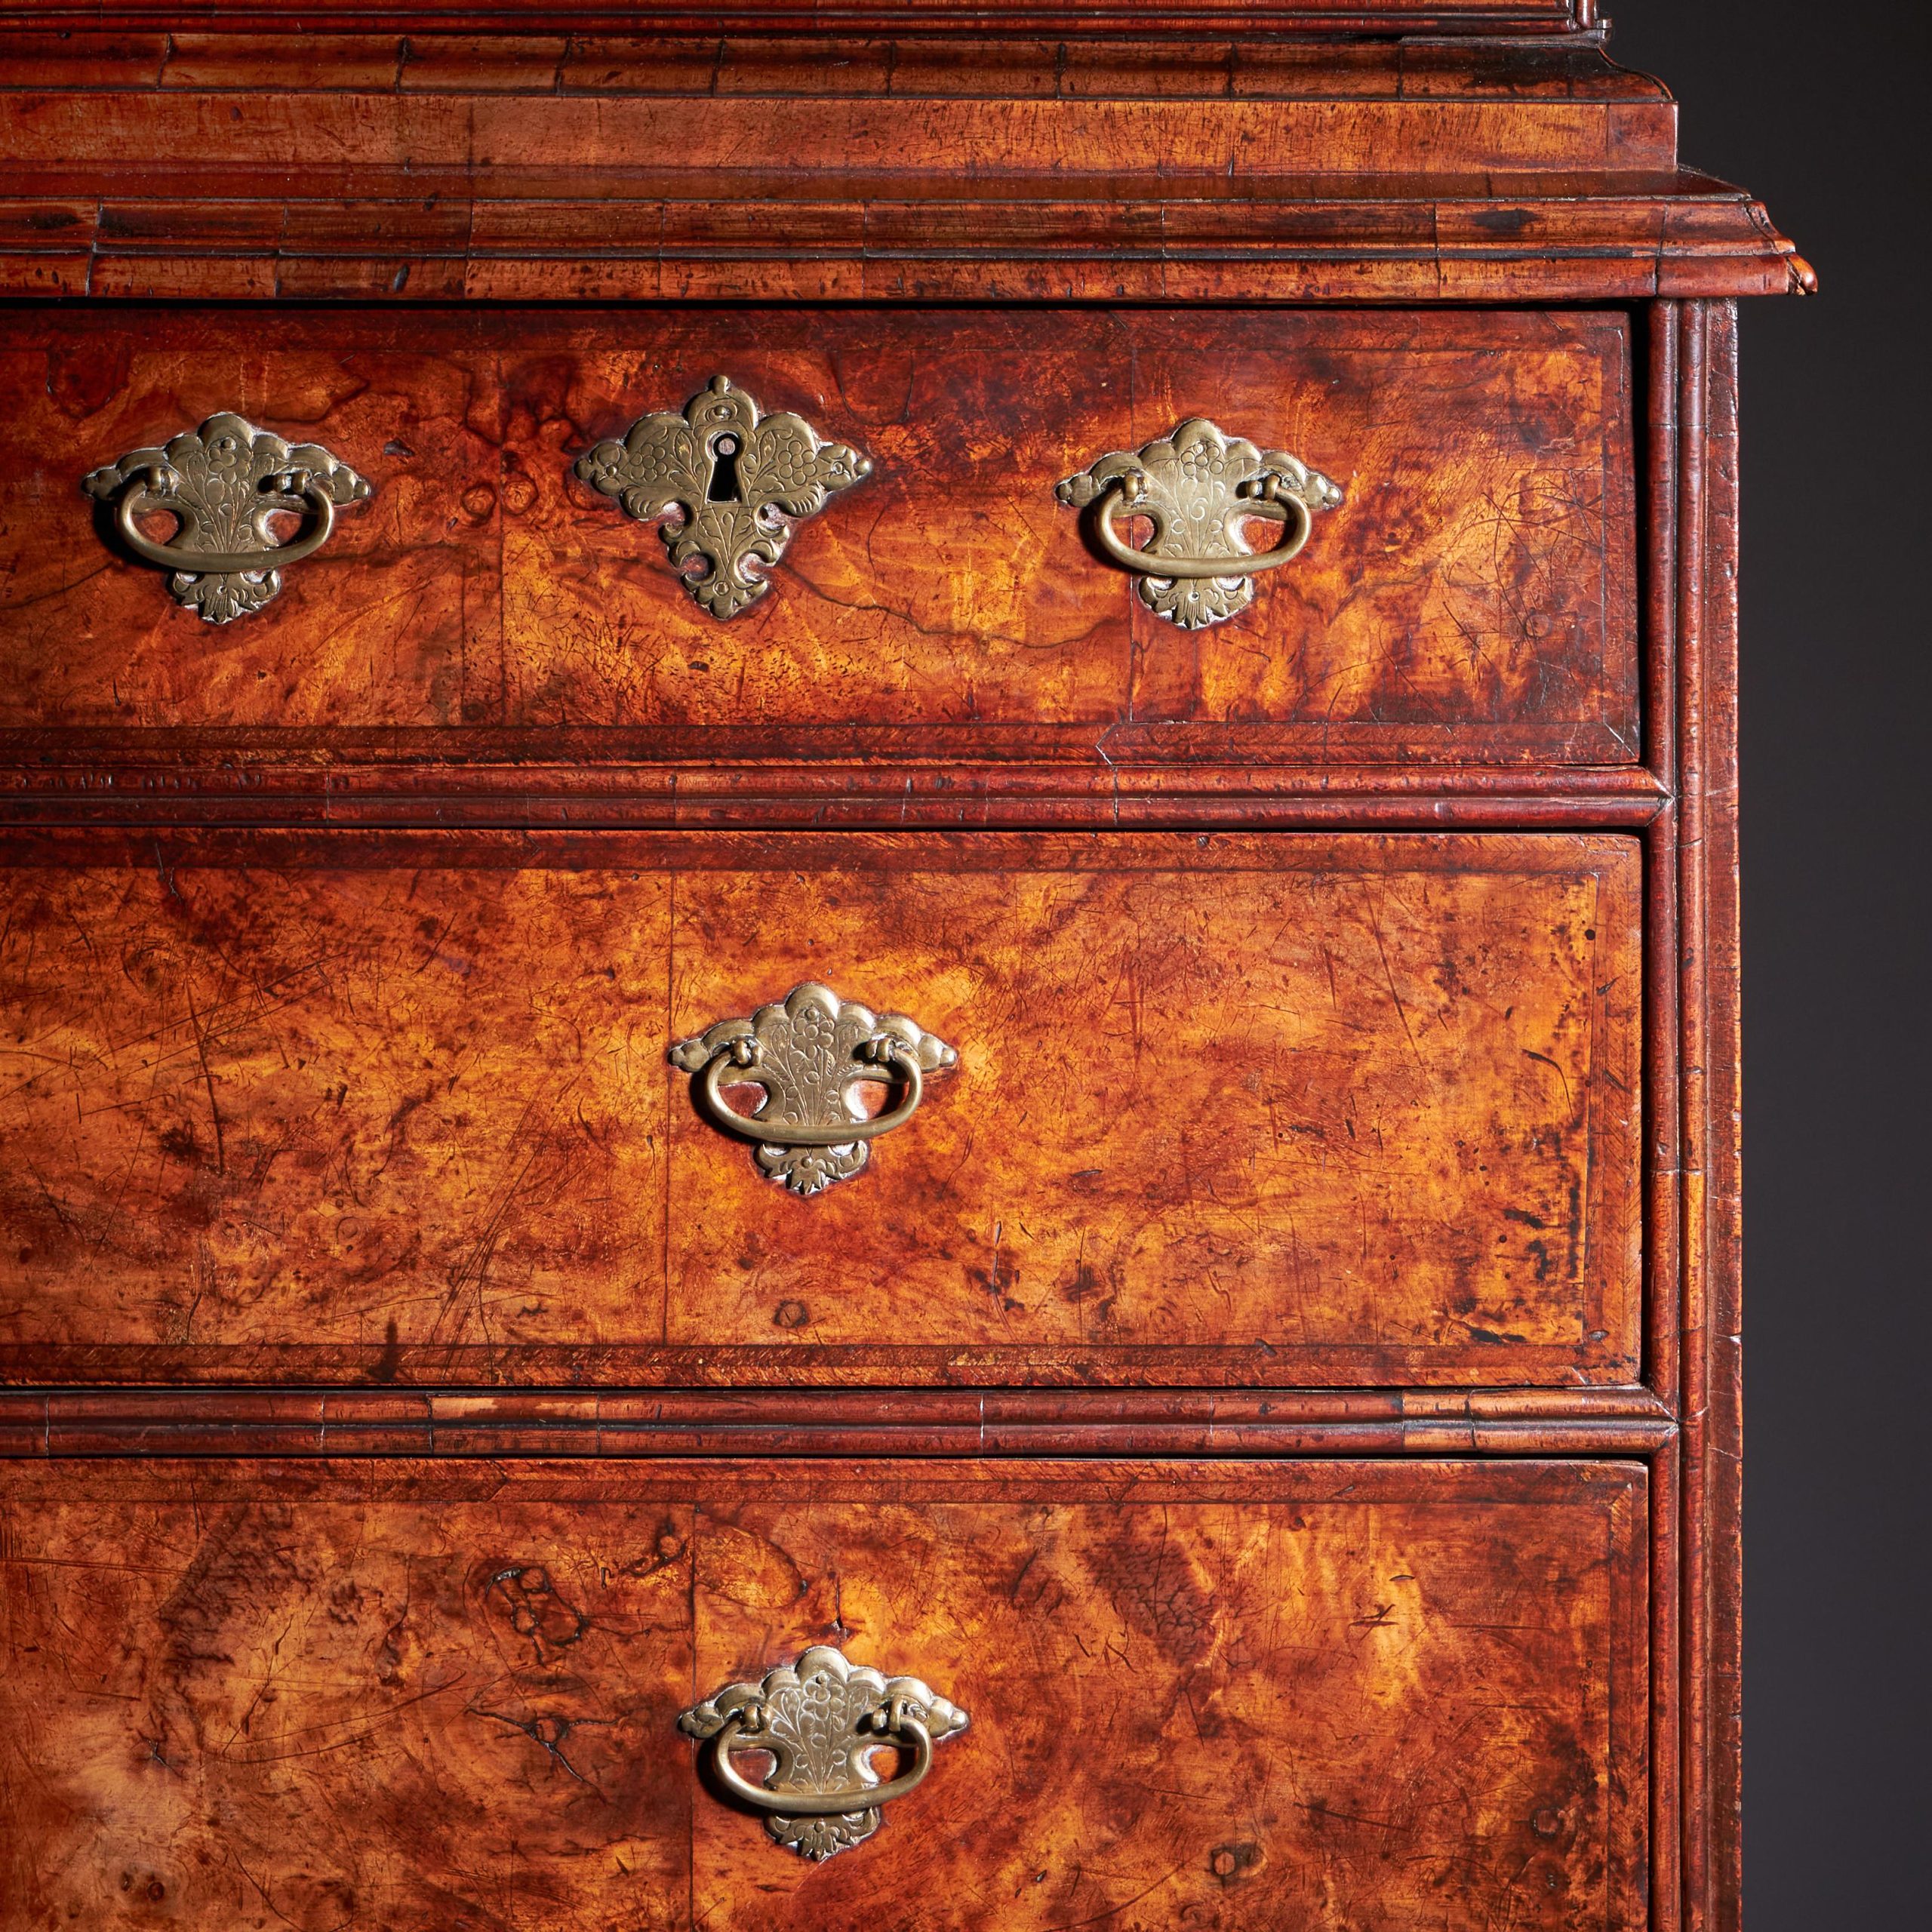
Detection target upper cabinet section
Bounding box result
[0,2,1600,38]
[0,29,1807,305]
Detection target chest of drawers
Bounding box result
[0,7,1802,1928]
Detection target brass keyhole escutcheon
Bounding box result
[574,375,872,620]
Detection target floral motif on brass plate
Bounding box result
[669,981,955,1196]
[574,374,871,618]
[82,413,372,623]
[681,1647,968,1860]
[1057,416,1342,629]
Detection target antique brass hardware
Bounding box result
[1057,417,1342,629]
[681,1647,968,1861]
[669,981,955,1196]
[82,413,371,623]
[574,374,871,619]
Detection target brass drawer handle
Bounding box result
[697,1032,929,1149]
[709,1703,935,1812]
[669,980,955,1196]
[1057,416,1341,629]
[113,466,338,577]
[1095,466,1312,576]
[681,1647,968,1861]
[574,374,871,620]
[82,413,371,623]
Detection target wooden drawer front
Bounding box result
[0,831,1639,1386]
[0,307,1635,764]
[0,1458,1647,1930]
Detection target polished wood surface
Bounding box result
[0,43,1678,178]
[0,2,1594,29]
[0,168,1806,306]
[0,32,1810,305]
[0,0,1783,1909]
[0,309,1635,762]
[0,1384,1679,1458]
[0,830,1638,1385]
[0,1457,1647,1932]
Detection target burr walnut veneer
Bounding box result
[0,7,1792,1930]
[0,830,1641,1386]
[0,1459,1651,1930]
[0,309,1638,763]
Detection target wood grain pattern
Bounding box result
[0,754,1672,832]
[0,8,1783,1921]
[0,4,1590,33]
[0,1385,1678,1460]
[0,25,1614,95]
[0,308,1637,764]
[1675,297,1743,1932]
[0,171,1808,307]
[0,830,1640,1386]
[0,80,1672,180]
[0,1457,1647,1932]
[0,27,1814,305]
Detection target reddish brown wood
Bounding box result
[0,829,1640,1386]
[0,5,1592,42]
[0,307,1636,768]
[0,27,1815,304]
[0,1456,1648,1930]
[0,25,1646,94]
[0,15,1787,1927]
[0,172,1807,306]
[0,757,1671,830]
[0,90,1680,178]
[1674,297,1743,1932]
[1701,304,1744,1932]
[1621,294,1743,1932]
[1675,301,1715,1932]
[0,38,1676,173]
[1644,303,1683,1419]
[0,4,1593,31]
[0,1385,1678,1460]
[1652,1427,1683,1932]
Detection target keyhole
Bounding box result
[706,432,742,503]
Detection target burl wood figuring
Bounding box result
[0,1459,1649,1930]
[0,832,1641,1386]
[0,5,1792,1929]
[0,310,1637,761]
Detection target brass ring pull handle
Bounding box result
[697,1034,926,1149]
[1057,416,1343,630]
[82,412,371,624]
[1093,469,1313,578]
[115,465,338,575]
[670,981,957,1196]
[707,1704,934,1814]
[681,1648,968,1862]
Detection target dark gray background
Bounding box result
[1604,4,1927,1922]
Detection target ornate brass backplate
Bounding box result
[1057,417,1343,629]
[82,413,372,623]
[681,1647,968,1861]
[669,981,955,1196]
[574,374,872,619]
